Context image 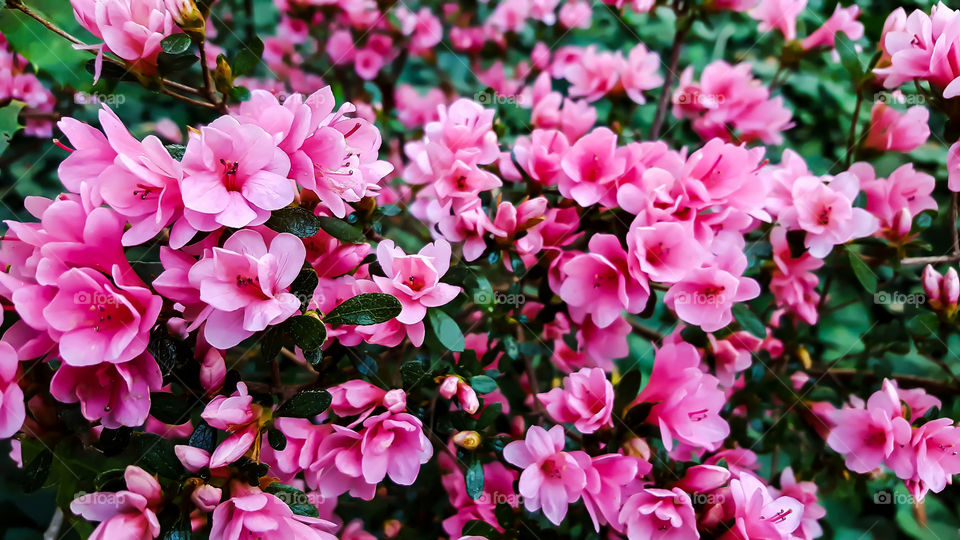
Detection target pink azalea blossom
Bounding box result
[725,472,804,540]
[201,382,263,468]
[750,0,807,41]
[827,380,912,473]
[875,3,960,94]
[537,367,614,434]
[210,481,336,540]
[801,4,864,50]
[863,103,930,152]
[0,341,25,438]
[51,352,162,428]
[69,465,163,540]
[854,162,937,230]
[618,487,699,540]
[373,239,461,324]
[774,467,826,540]
[70,0,176,75]
[619,43,663,105]
[558,127,626,206]
[503,425,588,525]
[581,453,646,531]
[359,411,434,486]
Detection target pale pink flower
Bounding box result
[581,454,645,531]
[665,264,760,333]
[875,3,960,93]
[774,467,826,540]
[359,411,434,485]
[826,380,912,473]
[618,487,699,540]
[854,162,937,230]
[558,0,592,29]
[51,352,162,428]
[564,46,624,102]
[863,103,930,152]
[186,229,305,349]
[179,116,294,233]
[373,239,460,325]
[627,221,707,284]
[537,367,613,434]
[513,129,569,187]
[619,43,663,105]
[750,0,807,41]
[558,127,626,207]
[69,466,163,540]
[70,0,176,75]
[201,382,263,468]
[801,4,864,50]
[503,425,588,525]
[950,141,960,193]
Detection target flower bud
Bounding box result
[191,484,222,512]
[214,55,233,96]
[944,267,960,309]
[164,0,205,39]
[675,464,730,493]
[623,437,651,461]
[457,382,480,414]
[891,208,912,239]
[383,389,407,412]
[452,430,481,450]
[923,265,943,309]
[438,375,459,399]
[200,348,225,394]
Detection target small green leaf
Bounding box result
[157,51,199,74]
[165,144,186,160]
[231,37,264,77]
[265,207,321,238]
[287,314,327,351]
[275,390,332,418]
[149,392,193,425]
[465,457,485,501]
[847,249,878,293]
[189,423,217,453]
[476,402,502,430]
[22,449,52,493]
[324,293,402,326]
[317,216,366,243]
[429,309,465,352]
[289,264,319,312]
[835,32,862,80]
[352,353,379,377]
[160,33,192,55]
[906,312,939,338]
[400,360,428,387]
[267,429,287,451]
[470,375,497,394]
[462,519,499,539]
[229,85,251,102]
[0,100,25,156]
[731,303,766,339]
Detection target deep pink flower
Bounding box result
[581,454,645,531]
[186,229,305,349]
[201,382,263,468]
[558,127,626,207]
[564,46,624,102]
[827,380,912,473]
[750,0,807,41]
[769,227,824,325]
[180,116,294,233]
[373,239,460,325]
[537,367,613,434]
[503,425,588,525]
[0,341,25,438]
[69,466,163,540]
[854,162,937,230]
[620,43,663,104]
[875,3,960,93]
[781,172,879,258]
[359,411,433,486]
[725,472,804,540]
[774,467,826,540]
[863,103,930,152]
[210,481,336,540]
[618,487,699,540]
[665,264,760,332]
[627,221,707,284]
[51,352,162,428]
[70,0,176,75]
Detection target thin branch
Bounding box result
[159,86,218,109]
[844,90,864,168]
[806,367,957,395]
[650,21,690,139]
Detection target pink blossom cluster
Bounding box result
[0,32,55,136]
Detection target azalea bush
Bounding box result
[3,0,960,538]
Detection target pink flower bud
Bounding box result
[944,267,960,308]
[174,445,211,473]
[439,376,459,399]
[675,464,731,493]
[923,265,943,305]
[457,382,480,414]
[190,484,222,512]
[199,348,225,394]
[383,389,407,412]
[892,208,912,239]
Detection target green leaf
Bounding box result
[267,429,287,451]
[476,402,502,430]
[429,309,465,352]
[835,33,862,81]
[400,360,428,387]
[731,303,766,338]
[317,216,366,243]
[160,33,192,55]
[466,457,485,501]
[0,100,25,157]
[462,520,500,539]
[132,433,183,478]
[166,144,186,161]
[188,423,217,453]
[470,375,497,394]
[231,37,264,77]
[94,469,127,492]
[149,392,193,425]
[290,264,319,312]
[261,325,286,363]
[229,85,251,102]
[287,314,327,351]
[22,449,52,493]
[275,390,332,418]
[613,370,642,415]
[847,249,878,293]
[265,207,321,238]
[352,353,379,377]
[324,293,402,325]
[0,6,90,88]
[157,51,199,74]
[906,312,939,338]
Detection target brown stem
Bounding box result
[650,19,690,139]
[628,318,664,342]
[159,86,218,109]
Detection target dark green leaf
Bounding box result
[275,390,332,418]
[462,520,500,539]
[160,33,192,55]
[165,144,186,160]
[22,449,52,493]
[132,433,184,478]
[265,206,321,238]
[149,392,193,425]
[261,325,286,363]
[290,264,319,312]
[429,309,465,352]
[287,314,327,351]
[231,37,264,77]
[401,360,428,387]
[317,216,366,243]
[324,293,402,325]
[189,423,216,453]
[157,51,199,74]
[614,370,642,415]
[0,100,25,157]
[470,375,497,394]
[835,33,862,80]
[906,312,939,338]
[268,429,287,451]
[466,457,484,501]
[94,469,127,492]
[476,402,502,430]
[847,249,878,293]
[352,353,379,377]
[731,303,766,339]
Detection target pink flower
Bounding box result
[801,4,864,50]
[950,141,960,193]
[774,467,826,540]
[620,43,663,104]
[863,103,930,152]
[665,264,760,333]
[581,454,645,531]
[69,466,163,540]
[537,367,613,434]
[328,380,405,417]
[750,0,807,41]
[826,380,912,473]
[875,3,960,93]
[769,227,824,325]
[726,472,804,540]
[373,239,461,325]
[513,129,569,187]
[636,342,729,451]
[210,481,336,540]
[43,266,161,366]
[558,234,650,328]
[564,47,624,102]
[778,173,879,258]
[618,487,699,540]
[179,116,294,233]
[0,341,25,438]
[51,352,162,428]
[855,162,937,230]
[70,0,176,75]
[187,229,305,349]
[191,484,222,513]
[627,221,707,284]
[503,425,588,525]
[359,411,434,485]
[676,464,731,493]
[558,127,626,207]
[201,382,263,468]
[395,85,446,129]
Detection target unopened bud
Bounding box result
[383,389,407,412]
[943,267,959,308]
[452,430,481,450]
[796,346,812,370]
[923,265,943,309]
[164,0,205,39]
[891,208,912,240]
[457,382,480,415]
[438,375,459,399]
[191,484,222,512]
[214,55,233,96]
[623,437,651,461]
